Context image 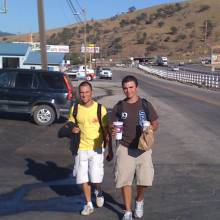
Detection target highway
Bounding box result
[154,63,220,76]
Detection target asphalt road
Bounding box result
[0,68,220,220]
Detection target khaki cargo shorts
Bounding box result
[115,144,154,188]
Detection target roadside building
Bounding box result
[0,42,68,71]
[23,51,65,71]
[0,42,30,68]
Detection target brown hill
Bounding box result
[1,0,220,62]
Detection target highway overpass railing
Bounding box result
[139,65,219,90]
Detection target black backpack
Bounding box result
[115,98,150,121]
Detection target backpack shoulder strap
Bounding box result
[73,103,78,124]
[97,103,107,147]
[97,103,102,128]
[141,98,150,121]
[116,100,124,121]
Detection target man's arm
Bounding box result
[101,106,113,161]
[151,120,159,132]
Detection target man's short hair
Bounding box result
[122,75,138,87]
[79,81,93,91]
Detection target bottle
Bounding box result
[138,110,146,129]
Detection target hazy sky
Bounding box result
[0,0,183,34]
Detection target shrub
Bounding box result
[169,26,178,34]
[119,19,130,28]
[146,41,158,51]
[164,36,170,42]
[136,12,148,22]
[158,21,165,27]
[173,33,186,42]
[187,41,193,50]
[136,32,147,44]
[185,22,194,29]
[197,4,210,13]
[130,19,137,24]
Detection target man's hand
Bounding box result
[72,126,80,134]
[111,125,117,137]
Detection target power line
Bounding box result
[66,0,83,23]
[74,0,84,14]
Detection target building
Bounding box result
[0,42,68,71]
[0,42,30,68]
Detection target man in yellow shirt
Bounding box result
[69,81,113,215]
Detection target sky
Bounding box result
[0,0,182,34]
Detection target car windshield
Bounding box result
[102,68,110,71]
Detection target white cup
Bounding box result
[143,120,150,131]
[113,121,123,140]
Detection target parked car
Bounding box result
[77,65,96,81]
[65,67,78,80]
[0,68,74,126]
[99,68,112,79]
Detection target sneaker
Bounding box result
[81,204,94,216]
[94,190,104,208]
[122,211,133,220]
[134,200,144,218]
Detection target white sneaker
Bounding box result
[134,200,144,218]
[94,190,104,207]
[81,204,94,215]
[122,211,133,220]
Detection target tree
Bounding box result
[128,6,136,13]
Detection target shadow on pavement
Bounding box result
[24,158,80,197]
[103,191,124,219]
[0,158,123,217]
[0,111,30,122]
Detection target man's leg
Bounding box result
[122,185,132,211]
[82,182,92,203]
[94,182,104,207]
[136,185,146,201]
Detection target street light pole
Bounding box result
[0,0,7,13]
[37,0,48,70]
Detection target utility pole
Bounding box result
[83,8,87,75]
[0,0,7,13]
[37,0,48,70]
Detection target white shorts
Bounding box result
[73,147,104,184]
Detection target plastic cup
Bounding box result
[143,120,150,131]
[113,121,123,140]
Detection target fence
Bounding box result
[139,65,219,90]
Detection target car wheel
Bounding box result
[33,105,55,126]
[86,75,92,81]
[109,77,112,80]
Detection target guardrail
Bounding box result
[139,65,219,90]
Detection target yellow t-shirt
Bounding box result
[68,101,107,150]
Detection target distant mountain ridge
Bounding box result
[0,30,14,37]
[1,0,220,61]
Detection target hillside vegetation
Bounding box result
[1,0,220,62]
